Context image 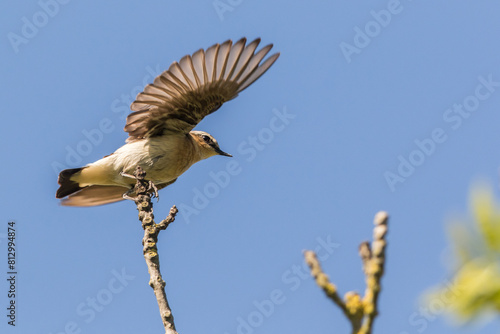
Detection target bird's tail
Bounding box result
[60,185,129,207]
[56,167,175,207]
[56,168,84,199]
[56,167,129,207]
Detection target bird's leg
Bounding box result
[120,170,159,202]
[120,171,137,179]
[122,187,136,201]
[148,181,160,202]
[120,171,140,201]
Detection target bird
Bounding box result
[56,37,280,206]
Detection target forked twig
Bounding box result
[305,211,389,334]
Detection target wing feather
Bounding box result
[215,40,232,81]
[125,38,280,142]
[179,55,199,89]
[231,38,261,82]
[205,43,219,83]
[224,38,246,80]
[157,74,185,96]
[165,63,191,92]
[238,53,280,92]
[192,49,207,86]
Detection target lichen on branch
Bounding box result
[305,211,389,334]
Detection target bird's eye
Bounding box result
[202,135,211,143]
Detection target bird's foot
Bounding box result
[122,188,137,201]
[120,169,158,201]
[148,181,159,202]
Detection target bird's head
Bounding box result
[190,131,232,160]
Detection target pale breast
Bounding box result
[133,135,198,183]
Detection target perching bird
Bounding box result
[56,37,279,206]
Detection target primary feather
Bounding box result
[124,38,280,141]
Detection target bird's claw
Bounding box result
[148,181,159,202]
[120,170,159,202]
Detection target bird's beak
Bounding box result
[215,147,232,157]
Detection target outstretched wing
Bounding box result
[124,37,279,142]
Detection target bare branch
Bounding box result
[132,166,179,334]
[304,251,364,332]
[305,211,389,334]
[359,211,388,334]
[358,241,372,276]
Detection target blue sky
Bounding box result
[2,1,500,333]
